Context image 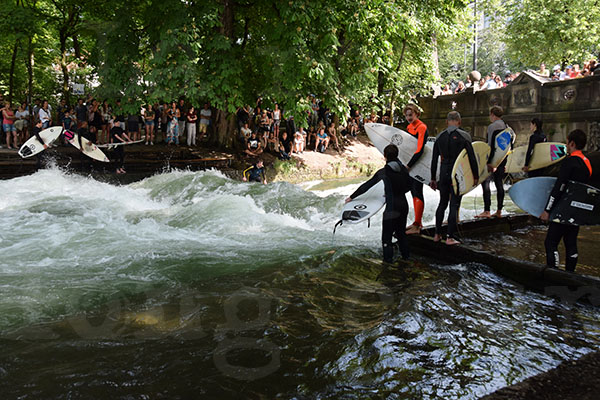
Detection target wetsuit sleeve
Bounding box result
[34,129,46,146]
[544,158,574,212]
[260,168,266,181]
[349,169,384,199]
[464,141,479,180]
[524,134,545,167]
[407,125,428,168]
[431,140,440,180]
[78,132,83,149]
[243,166,253,180]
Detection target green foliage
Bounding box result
[505,0,600,68]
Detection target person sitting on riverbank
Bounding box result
[293,128,305,153]
[279,131,292,160]
[315,128,329,153]
[242,159,267,184]
[245,131,263,156]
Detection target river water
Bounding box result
[1,168,599,399]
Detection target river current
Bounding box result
[1,168,599,399]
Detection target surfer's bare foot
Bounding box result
[433,234,441,242]
[475,211,491,219]
[492,210,503,218]
[405,224,421,235]
[446,238,461,245]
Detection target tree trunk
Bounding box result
[59,29,70,101]
[8,39,20,104]
[388,40,407,126]
[213,109,237,149]
[27,35,34,132]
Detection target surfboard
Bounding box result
[18,126,63,158]
[97,136,146,149]
[505,142,567,174]
[451,141,490,196]
[63,130,109,162]
[364,123,439,184]
[488,127,514,167]
[508,177,600,225]
[339,180,385,224]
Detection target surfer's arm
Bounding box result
[407,126,428,168]
[544,158,573,212]
[242,166,253,181]
[430,140,440,181]
[349,170,383,199]
[465,142,479,182]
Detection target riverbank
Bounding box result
[0,132,384,183]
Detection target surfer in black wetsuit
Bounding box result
[523,117,547,177]
[540,129,592,272]
[31,120,47,169]
[477,106,512,218]
[345,144,410,263]
[243,160,267,184]
[430,111,479,245]
[110,124,132,174]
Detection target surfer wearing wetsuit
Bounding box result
[32,120,47,169]
[523,118,547,177]
[430,111,479,245]
[242,160,267,184]
[540,129,592,272]
[110,125,132,174]
[403,104,428,235]
[477,106,511,218]
[346,144,410,263]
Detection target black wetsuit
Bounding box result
[349,159,410,262]
[525,129,547,177]
[431,126,478,241]
[544,151,592,272]
[244,164,266,183]
[32,125,45,169]
[110,126,126,168]
[482,120,511,212]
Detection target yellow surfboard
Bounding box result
[451,141,490,196]
[505,142,567,173]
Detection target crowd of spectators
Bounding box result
[439,56,600,96]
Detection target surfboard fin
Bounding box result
[333,219,343,235]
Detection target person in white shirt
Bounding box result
[38,100,52,129]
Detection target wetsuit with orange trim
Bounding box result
[406,118,428,230]
[544,150,592,272]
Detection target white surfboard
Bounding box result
[505,142,567,174]
[63,130,109,162]
[97,136,146,149]
[18,126,63,158]
[364,123,438,184]
[340,181,385,224]
[488,127,514,167]
[452,141,491,196]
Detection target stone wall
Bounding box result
[416,73,600,150]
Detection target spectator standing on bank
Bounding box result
[75,98,87,129]
[186,105,198,146]
[166,101,180,145]
[3,101,17,149]
[101,100,111,144]
[15,103,30,144]
[177,98,187,142]
[272,103,281,138]
[39,100,52,129]
[144,103,155,145]
[199,103,211,141]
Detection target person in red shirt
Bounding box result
[403,104,428,235]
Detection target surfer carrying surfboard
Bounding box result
[477,106,512,219]
[540,129,592,272]
[430,111,479,245]
[403,104,428,235]
[523,118,547,177]
[345,144,411,263]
